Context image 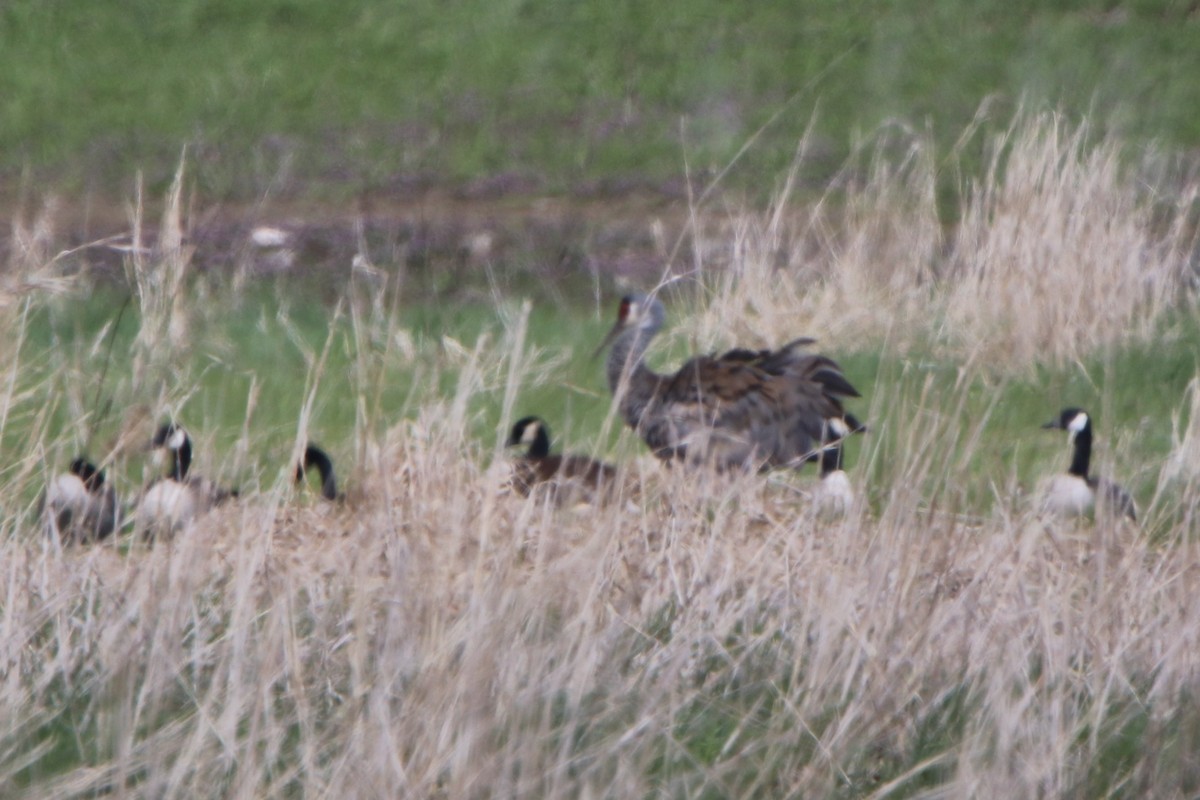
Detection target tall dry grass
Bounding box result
[690,110,1197,371]
[124,160,194,400]
[2,111,1200,798]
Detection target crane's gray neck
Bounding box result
[606,323,661,423]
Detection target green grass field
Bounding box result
[3,0,1200,199]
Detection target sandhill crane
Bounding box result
[506,416,619,502]
[1041,408,1136,520]
[41,457,120,544]
[137,423,238,535]
[596,293,863,471]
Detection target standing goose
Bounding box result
[41,457,120,544]
[137,423,238,534]
[596,293,862,471]
[295,442,343,501]
[506,416,619,502]
[1041,408,1136,521]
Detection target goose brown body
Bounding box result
[506,417,618,501]
[598,294,862,471]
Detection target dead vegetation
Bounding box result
[3,111,1200,797]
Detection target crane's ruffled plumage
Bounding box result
[600,294,862,471]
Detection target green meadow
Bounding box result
[3,0,1200,198]
[18,274,1200,524]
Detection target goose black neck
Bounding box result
[70,458,104,490]
[301,445,339,500]
[170,439,192,481]
[1068,426,1092,478]
[819,443,844,476]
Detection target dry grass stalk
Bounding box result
[124,157,194,395]
[3,111,1200,798]
[4,400,1198,797]
[685,111,1194,371]
[944,112,1193,367]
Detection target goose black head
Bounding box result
[829,413,869,438]
[1042,407,1096,479]
[68,458,105,491]
[151,422,192,480]
[152,423,190,451]
[1042,408,1091,440]
[507,416,550,459]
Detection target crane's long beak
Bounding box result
[592,319,624,360]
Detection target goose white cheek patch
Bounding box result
[168,428,187,450]
[1067,413,1089,434]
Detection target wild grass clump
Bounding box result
[6,373,1200,796]
[690,110,1197,371]
[685,121,942,354]
[1,110,1199,798]
[943,112,1198,367]
[124,160,194,398]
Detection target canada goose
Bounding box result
[505,416,619,502]
[40,457,120,544]
[1041,408,1136,521]
[137,423,238,534]
[596,293,863,471]
[809,413,869,517]
[295,443,343,501]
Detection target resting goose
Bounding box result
[1040,408,1136,521]
[41,457,120,544]
[506,416,619,503]
[137,423,238,535]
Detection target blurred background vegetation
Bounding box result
[2,0,1199,202]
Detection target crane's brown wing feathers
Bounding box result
[645,353,854,469]
[663,357,771,405]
